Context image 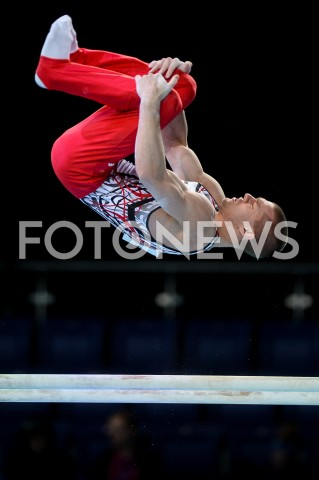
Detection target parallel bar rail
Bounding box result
[1,374,318,405]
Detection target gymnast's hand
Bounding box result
[148,57,192,78]
[135,72,179,104]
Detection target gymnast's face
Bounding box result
[219,193,274,225]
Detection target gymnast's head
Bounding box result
[216,193,288,259]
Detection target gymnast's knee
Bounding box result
[176,73,197,109]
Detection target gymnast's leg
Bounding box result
[35,15,196,198]
[35,15,196,110]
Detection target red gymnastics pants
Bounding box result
[36,48,197,199]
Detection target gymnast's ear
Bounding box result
[239,224,255,240]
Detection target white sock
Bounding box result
[35,15,79,89]
[34,73,47,88]
[40,14,78,60]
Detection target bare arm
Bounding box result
[135,73,213,222]
[162,111,225,205]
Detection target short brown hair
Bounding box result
[244,203,288,259]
